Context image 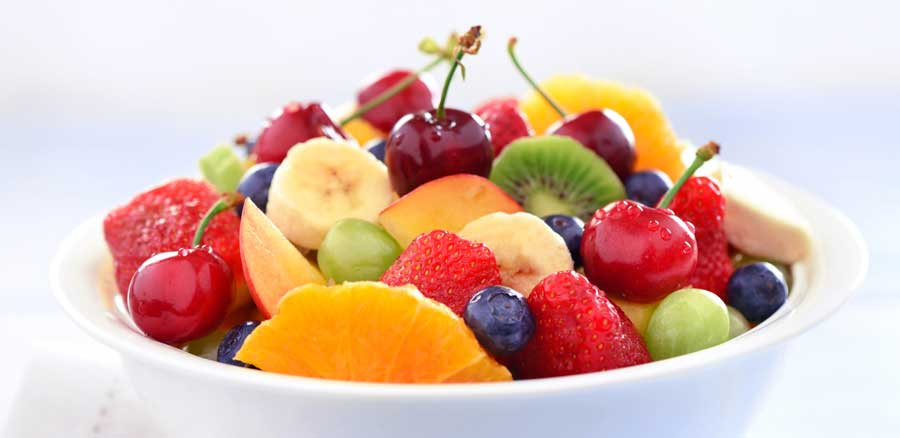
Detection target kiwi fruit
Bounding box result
[490,135,625,221]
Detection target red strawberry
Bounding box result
[473,97,533,156]
[670,176,733,299]
[513,271,650,378]
[381,230,501,315]
[103,179,243,297]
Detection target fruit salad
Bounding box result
[101,26,813,383]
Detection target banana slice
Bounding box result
[459,212,573,296]
[267,138,394,249]
[720,163,813,263]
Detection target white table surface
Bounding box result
[1,91,897,436]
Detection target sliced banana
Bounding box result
[459,212,573,296]
[720,163,813,263]
[267,138,394,249]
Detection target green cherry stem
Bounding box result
[339,57,445,127]
[657,141,720,209]
[192,193,244,247]
[507,37,567,119]
[435,49,465,120]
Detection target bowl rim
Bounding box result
[51,168,868,400]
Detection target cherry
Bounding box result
[580,143,720,302]
[354,69,436,133]
[385,26,493,196]
[507,38,636,179]
[127,196,241,345]
[253,102,347,164]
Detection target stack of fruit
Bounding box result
[102,26,811,383]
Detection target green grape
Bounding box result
[199,144,245,193]
[184,328,227,360]
[646,288,729,360]
[317,219,402,283]
[727,305,751,339]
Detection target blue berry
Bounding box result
[543,214,584,267]
[365,139,386,162]
[216,321,260,367]
[463,286,535,356]
[625,170,672,206]
[726,262,787,323]
[237,163,279,216]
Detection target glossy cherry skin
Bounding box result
[253,102,348,163]
[549,109,636,180]
[127,246,234,345]
[581,200,697,303]
[358,69,435,133]
[385,108,493,196]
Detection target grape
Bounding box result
[317,219,402,283]
[199,144,245,193]
[727,305,751,339]
[645,288,729,360]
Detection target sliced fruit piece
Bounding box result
[719,163,812,263]
[342,113,385,146]
[240,199,325,318]
[266,138,394,249]
[489,135,625,221]
[609,296,659,336]
[519,74,686,180]
[235,282,511,383]
[459,212,573,296]
[378,174,524,248]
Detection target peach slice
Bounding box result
[240,199,325,318]
[378,174,523,248]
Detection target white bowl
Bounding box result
[52,170,866,438]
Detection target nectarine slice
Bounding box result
[378,174,523,247]
[240,199,325,318]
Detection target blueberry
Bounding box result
[216,321,260,367]
[543,214,584,267]
[625,170,672,206]
[726,262,787,323]
[463,286,535,356]
[365,139,386,163]
[237,163,279,216]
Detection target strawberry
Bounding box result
[103,178,242,297]
[670,176,733,300]
[473,97,533,156]
[381,230,501,315]
[513,271,650,378]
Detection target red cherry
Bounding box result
[473,97,533,156]
[127,246,234,345]
[580,200,697,302]
[357,69,435,133]
[254,102,348,163]
[385,108,493,196]
[549,109,636,179]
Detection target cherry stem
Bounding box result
[435,50,465,120]
[507,37,567,119]
[657,142,721,209]
[339,57,445,127]
[192,193,244,247]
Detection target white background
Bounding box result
[1,0,898,436]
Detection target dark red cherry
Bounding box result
[358,69,435,133]
[549,109,636,180]
[385,108,493,195]
[581,200,697,302]
[254,102,348,163]
[127,246,234,345]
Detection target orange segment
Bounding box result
[519,74,686,180]
[235,282,511,383]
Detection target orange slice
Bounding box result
[235,282,511,383]
[519,74,686,180]
[342,116,384,147]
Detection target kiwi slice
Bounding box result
[490,135,625,221]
